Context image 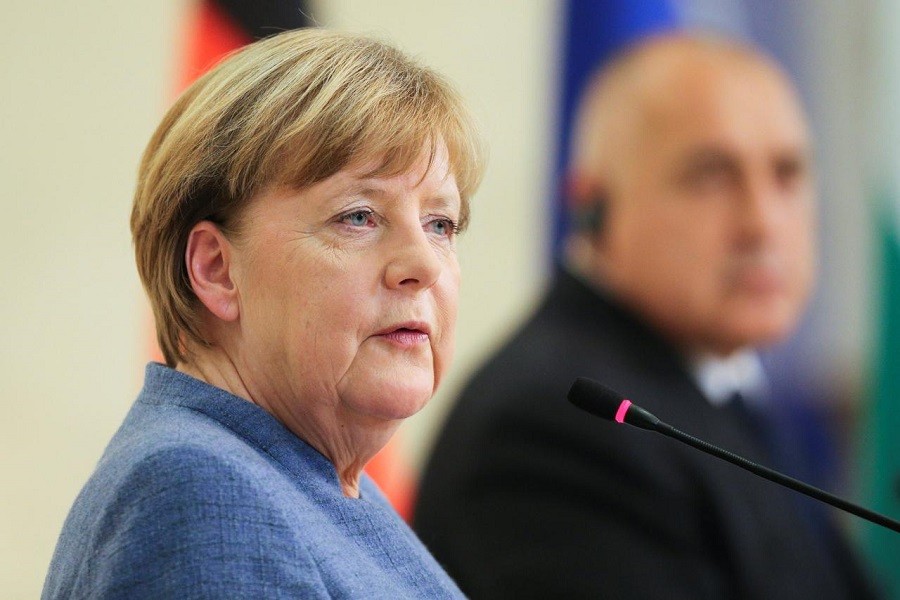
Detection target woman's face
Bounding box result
[227,144,462,429]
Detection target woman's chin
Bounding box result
[342,377,434,422]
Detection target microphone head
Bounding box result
[568,377,661,430]
[567,377,626,421]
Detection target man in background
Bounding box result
[414,34,879,599]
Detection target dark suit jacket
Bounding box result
[414,268,878,599]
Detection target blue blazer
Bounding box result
[44,363,463,599]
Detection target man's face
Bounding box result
[598,60,816,355]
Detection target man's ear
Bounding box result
[184,221,240,323]
[566,171,594,207]
[566,171,608,235]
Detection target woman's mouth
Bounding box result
[374,322,431,347]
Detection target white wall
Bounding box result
[0,2,555,597]
[0,2,184,596]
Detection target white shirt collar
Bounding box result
[690,350,769,407]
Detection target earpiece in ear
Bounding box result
[571,195,607,233]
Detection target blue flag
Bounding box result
[551,0,680,256]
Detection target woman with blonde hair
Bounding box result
[43,28,483,598]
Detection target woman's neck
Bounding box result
[177,350,399,499]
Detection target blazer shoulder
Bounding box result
[46,440,325,599]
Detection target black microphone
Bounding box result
[567,377,900,534]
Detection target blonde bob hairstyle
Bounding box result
[132,28,486,367]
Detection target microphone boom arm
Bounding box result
[653,421,900,534]
[566,377,900,535]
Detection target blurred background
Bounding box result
[2,1,899,597]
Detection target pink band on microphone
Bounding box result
[615,400,632,424]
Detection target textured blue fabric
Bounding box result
[43,363,464,599]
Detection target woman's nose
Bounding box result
[383,226,443,292]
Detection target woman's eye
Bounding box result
[342,210,374,227]
[427,218,458,237]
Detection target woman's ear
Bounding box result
[185,221,240,323]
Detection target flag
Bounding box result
[550,0,680,257]
[861,1,900,594]
[177,0,310,93]
[158,0,416,519]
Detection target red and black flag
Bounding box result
[177,0,313,93]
